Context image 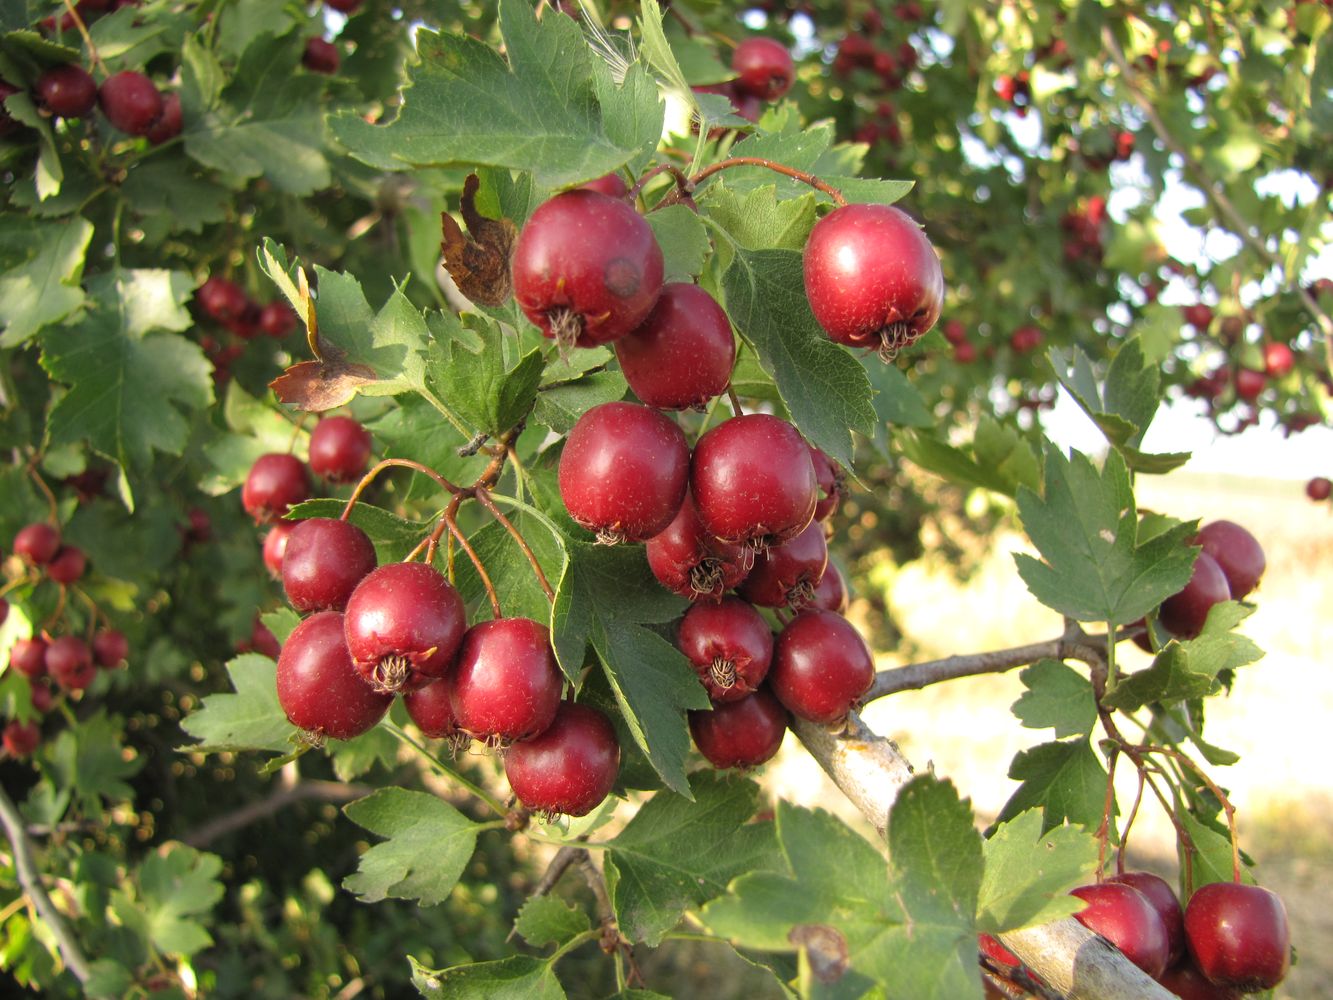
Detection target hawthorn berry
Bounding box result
[1307,476,1332,501]
[1233,367,1266,401]
[92,629,129,669]
[14,522,60,565]
[1069,881,1170,979]
[1182,304,1214,331]
[689,689,787,769]
[1010,324,1043,354]
[307,415,373,484]
[277,611,392,740]
[186,507,212,543]
[196,276,248,323]
[3,721,40,757]
[804,203,944,358]
[691,414,817,547]
[303,37,340,75]
[249,616,282,659]
[558,402,690,543]
[262,520,297,578]
[942,319,967,345]
[98,70,162,135]
[1184,882,1290,992]
[343,561,466,692]
[35,64,97,118]
[0,598,6,627]
[512,189,665,349]
[504,702,620,818]
[46,636,96,690]
[1107,871,1185,966]
[10,638,49,679]
[579,172,628,198]
[259,301,297,338]
[1194,520,1265,599]
[450,618,563,744]
[403,678,461,741]
[281,518,377,613]
[145,92,182,145]
[1159,550,1230,638]
[738,520,828,609]
[46,546,86,585]
[770,609,874,724]
[953,340,976,363]
[646,493,752,601]
[28,679,55,714]
[326,0,363,11]
[242,453,311,523]
[977,933,1022,972]
[677,597,774,703]
[1157,963,1242,1000]
[731,37,794,100]
[1262,342,1294,377]
[810,561,849,613]
[808,445,844,522]
[614,283,735,411]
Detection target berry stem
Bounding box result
[689,157,848,207]
[59,0,106,77]
[626,163,693,203]
[726,385,743,417]
[474,487,555,602]
[1094,745,1119,878]
[1134,743,1242,884]
[341,458,462,520]
[1116,768,1147,876]
[25,463,59,524]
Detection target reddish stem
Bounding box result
[475,488,555,602]
[689,157,848,207]
[341,458,462,520]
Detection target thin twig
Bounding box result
[578,852,625,954]
[627,163,693,203]
[690,156,848,206]
[60,0,105,76]
[341,458,461,520]
[726,385,743,417]
[181,779,371,848]
[474,488,555,602]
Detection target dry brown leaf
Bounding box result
[440,173,516,307]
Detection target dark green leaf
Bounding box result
[1012,660,1097,739]
[977,810,1098,932]
[343,788,481,906]
[109,844,223,958]
[0,216,92,347]
[646,205,712,283]
[329,725,398,782]
[513,895,590,949]
[411,954,566,1000]
[426,313,543,437]
[533,370,628,434]
[995,739,1109,835]
[41,711,143,814]
[178,655,294,754]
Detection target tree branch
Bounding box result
[0,783,91,984]
[181,779,371,848]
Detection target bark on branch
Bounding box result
[181,778,371,848]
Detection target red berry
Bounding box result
[344,562,467,692]
[691,414,817,547]
[953,340,976,363]
[186,507,212,542]
[249,616,282,659]
[0,598,6,627]
[731,37,795,100]
[450,618,563,743]
[14,523,61,565]
[1184,882,1290,991]
[1194,520,1265,599]
[46,636,96,690]
[1107,871,1184,966]
[978,933,1022,971]
[770,610,874,724]
[1307,476,1332,501]
[3,721,40,757]
[36,64,97,118]
[942,319,967,345]
[503,702,620,818]
[277,611,392,739]
[1262,341,1293,377]
[145,92,182,145]
[10,638,49,679]
[28,680,55,714]
[307,415,373,484]
[303,37,340,75]
[282,518,377,613]
[558,402,690,543]
[326,0,363,11]
[614,283,736,411]
[1233,367,1266,400]
[1160,550,1230,638]
[46,546,86,585]
[1010,324,1043,354]
[1157,963,1242,1000]
[259,301,297,338]
[808,445,844,522]
[738,520,828,609]
[677,597,774,703]
[242,453,311,523]
[98,71,162,135]
[262,520,297,578]
[403,678,461,741]
[512,189,665,349]
[1182,303,1214,331]
[689,689,787,769]
[803,203,944,357]
[646,493,752,601]
[196,276,248,323]
[810,560,849,613]
[1069,882,1170,979]
[92,629,129,669]
[579,172,628,198]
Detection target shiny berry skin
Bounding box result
[403,678,460,741]
[1262,342,1293,377]
[14,522,61,564]
[262,520,297,578]
[92,629,129,669]
[1182,304,1214,330]
[738,520,827,609]
[308,415,373,484]
[1010,324,1043,354]
[36,64,97,118]
[46,546,86,584]
[450,618,563,743]
[242,453,311,523]
[277,611,392,739]
[689,689,786,769]
[1184,882,1290,991]
[646,493,752,601]
[28,680,55,714]
[145,92,182,145]
[771,610,873,724]
[1194,520,1264,599]
[691,414,817,547]
[1307,476,1332,501]
[559,402,690,543]
[281,518,377,613]
[512,189,665,349]
[503,702,620,818]
[343,561,467,692]
[10,638,49,679]
[46,636,96,690]
[1069,882,1170,979]
[978,934,1021,972]
[803,203,944,357]
[303,37,340,75]
[259,301,297,338]
[808,445,844,522]
[1160,550,1230,638]
[1108,871,1184,966]
[326,0,363,11]
[98,71,162,135]
[730,37,794,100]
[196,276,248,322]
[1233,367,1266,401]
[1157,963,1242,1000]
[811,561,848,613]
[614,283,735,411]
[579,172,628,197]
[3,721,40,757]
[249,616,282,659]
[677,597,774,703]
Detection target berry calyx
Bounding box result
[145,92,182,145]
[1160,550,1230,638]
[558,401,690,543]
[689,689,787,769]
[303,37,340,75]
[691,414,818,547]
[46,546,86,585]
[403,678,463,743]
[738,520,828,609]
[1184,882,1290,992]
[503,702,620,818]
[1069,881,1170,980]
[512,189,665,349]
[646,493,752,601]
[281,517,378,613]
[98,70,163,135]
[10,638,49,679]
[1194,520,1265,599]
[730,37,794,100]
[46,635,96,690]
[343,561,467,692]
[1107,871,1184,966]
[277,611,392,740]
[808,445,844,522]
[92,629,129,669]
[450,618,563,745]
[14,522,61,565]
[810,561,848,613]
[803,203,944,359]
[3,721,40,757]
[242,453,311,523]
[262,520,297,578]
[307,415,373,484]
[677,597,774,702]
[1307,476,1331,501]
[770,610,874,724]
[614,283,736,411]
[35,64,97,118]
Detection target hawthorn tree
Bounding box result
[0,0,1325,997]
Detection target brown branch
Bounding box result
[181,779,371,848]
[578,852,625,954]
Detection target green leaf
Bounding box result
[259,607,301,646]
[1013,448,1197,625]
[322,270,431,395]
[285,499,430,565]
[722,248,875,468]
[646,204,712,283]
[110,844,224,958]
[1177,810,1253,892]
[178,655,294,754]
[452,496,568,626]
[343,788,481,905]
[332,0,661,188]
[41,712,143,815]
[703,184,816,275]
[533,370,628,434]
[604,771,780,945]
[329,725,398,781]
[426,313,543,437]
[977,810,1099,933]
[0,216,92,347]
[513,895,590,949]
[411,954,566,1000]
[994,739,1109,835]
[121,157,230,237]
[1011,660,1097,739]
[895,417,1038,498]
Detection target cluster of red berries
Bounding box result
[690,35,795,126]
[194,275,298,385]
[982,871,1289,996]
[828,12,922,164]
[1182,305,1297,408]
[1061,194,1108,266]
[1,60,180,144]
[1137,520,1265,646]
[302,0,367,71]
